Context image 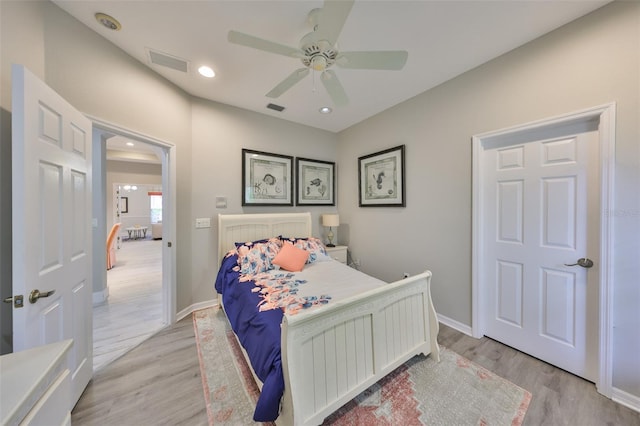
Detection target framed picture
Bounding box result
[358,145,405,207]
[120,196,129,213]
[296,157,335,206]
[242,149,293,206]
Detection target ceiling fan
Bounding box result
[228,0,408,106]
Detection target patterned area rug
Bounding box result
[193,307,531,425]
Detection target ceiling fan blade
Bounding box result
[314,0,355,46]
[266,68,310,98]
[228,30,302,58]
[336,51,409,70]
[321,70,348,106]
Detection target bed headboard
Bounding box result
[217,213,312,265]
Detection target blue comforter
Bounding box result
[214,254,284,422]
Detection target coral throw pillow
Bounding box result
[272,243,309,272]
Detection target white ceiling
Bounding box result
[54,0,609,133]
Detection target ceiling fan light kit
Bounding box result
[227,0,408,107]
[198,65,215,78]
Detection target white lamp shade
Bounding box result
[322,214,340,227]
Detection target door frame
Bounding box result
[89,115,177,326]
[471,103,615,397]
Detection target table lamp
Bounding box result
[322,214,340,247]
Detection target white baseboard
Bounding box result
[92,287,109,306]
[437,313,473,336]
[176,299,217,321]
[612,387,640,413]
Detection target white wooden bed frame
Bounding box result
[217,212,440,426]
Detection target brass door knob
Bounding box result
[564,258,594,268]
[29,289,55,304]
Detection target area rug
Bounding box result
[193,307,531,425]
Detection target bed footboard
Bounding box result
[277,270,439,426]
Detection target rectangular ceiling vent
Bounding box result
[267,103,285,112]
[147,48,189,73]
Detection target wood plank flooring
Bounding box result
[73,316,640,425]
[73,317,207,426]
[438,325,640,425]
[93,237,165,372]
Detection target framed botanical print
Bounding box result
[296,157,335,206]
[242,149,293,206]
[358,145,405,207]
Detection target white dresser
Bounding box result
[1,339,73,426]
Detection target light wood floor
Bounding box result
[93,237,165,372]
[73,316,640,425]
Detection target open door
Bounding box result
[11,64,93,406]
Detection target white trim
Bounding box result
[176,299,218,322]
[612,388,640,414]
[88,115,176,149]
[438,314,473,336]
[87,115,177,326]
[92,287,109,306]
[472,102,616,398]
[595,104,615,398]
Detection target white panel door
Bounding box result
[11,65,92,406]
[483,130,598,381]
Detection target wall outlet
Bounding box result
[403,272,410,279]
[353,259,361,267]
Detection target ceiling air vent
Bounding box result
[147,48,189,73]
[266,103,285,112]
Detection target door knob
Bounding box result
[29,289,55,304]
[564,258,594,268]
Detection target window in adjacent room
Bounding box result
[150,193,162,223]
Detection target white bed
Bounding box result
[217,212,440,426]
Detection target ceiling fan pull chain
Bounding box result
[312,70,317,93]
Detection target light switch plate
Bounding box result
[195,217,211,228]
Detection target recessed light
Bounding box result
[198,66,215,78]
[95,13,121,31]
[125,142,134,147]
[319,106,332,114]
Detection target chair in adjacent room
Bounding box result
[151,221,162,240]
[106,223,121,270]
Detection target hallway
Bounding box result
[93,237,165,371]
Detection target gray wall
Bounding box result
[337,2,639,396]
[0,107,11,354]
[190,98,338,303]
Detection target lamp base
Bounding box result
[326,243,336,247]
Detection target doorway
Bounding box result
[90,117,176,371]
[471,103,615,397]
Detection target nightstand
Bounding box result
[325,245,348,264]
